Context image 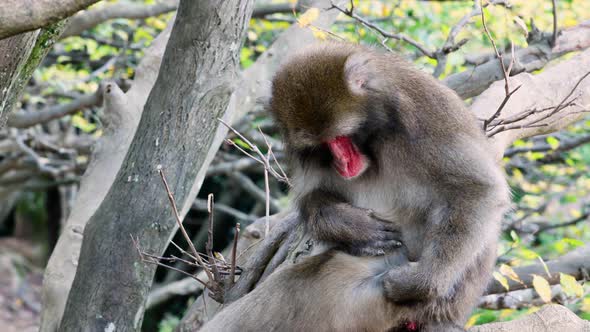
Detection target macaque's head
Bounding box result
[268,43,398,180]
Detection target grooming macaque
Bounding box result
[202,42,509,331]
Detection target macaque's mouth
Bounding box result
[326,136,368,179]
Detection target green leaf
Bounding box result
[559,273,583,297]
[546,136,560,150]
[232,138,252,150]
[71,114,96,133]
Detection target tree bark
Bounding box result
[469,304,589,332]
[0,22,66,127]
[0,0,99,39]
[58,0,254,331]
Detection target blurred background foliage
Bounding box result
[3,0,590,330]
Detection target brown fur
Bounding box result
[202,42,509,331]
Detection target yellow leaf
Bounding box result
[513,16,528,37]
[499,264,522,284]
[298,8,320,27]
[570,208,582,218]
[559,273,583,298]
[581,298,590,312]
[310,26,327,40]
[214,252,226,262]
[532,274,552,303]
[464,313,480,328]
[493,271,509,291]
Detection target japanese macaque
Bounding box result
[202,42,509,331]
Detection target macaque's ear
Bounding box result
[344,52,382,96]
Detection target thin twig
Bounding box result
[229,223,240,285]
[551,0,558,47]
[132,235,208,287]
[480,0,518,131]
[206,194,221,282]
[158,168,215,284]
[330,0,435,58]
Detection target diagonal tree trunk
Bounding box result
[58,1,254,330]
[39,21,173,332]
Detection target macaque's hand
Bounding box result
[382,262,430,303]
[318,203,404,256]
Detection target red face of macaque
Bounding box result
[325,136,368,179]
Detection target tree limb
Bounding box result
[7,87,102,128]
[0,21,67,127]
[0,0,100,40]
[445,20,590,99]
[61,0,304,39]
[470,49,590,159]
[61,1,179,39]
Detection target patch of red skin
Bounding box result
[326,136,365,179]
[404,321,419,331]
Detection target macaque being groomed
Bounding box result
[202,42,509,332]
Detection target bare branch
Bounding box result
[551,0,558,47]
[504,133,590,157]
[445,20,590,99]
[329,1,435,58]
[0,0,100,39]
[7,87,103,128]
[62,1,179,38]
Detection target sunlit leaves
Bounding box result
[560,273,584,298]
[532,274,552,303]
[499,264,523,285]
[71,113,97,133]
[493,271,510,291]
[546,136,560,150]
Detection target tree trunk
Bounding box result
[0,22,66,127]
[39,23,171,331]
[58,1,254,331]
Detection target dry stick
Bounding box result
[487,70,590,137]
[131,235,208,287]
[229,223,240,285]
[480,0,519,132]
[206,194,221,282]
[258,127,290,186]
[551,0,558,47]
[218,118,291,236]
[158,168,215,285]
